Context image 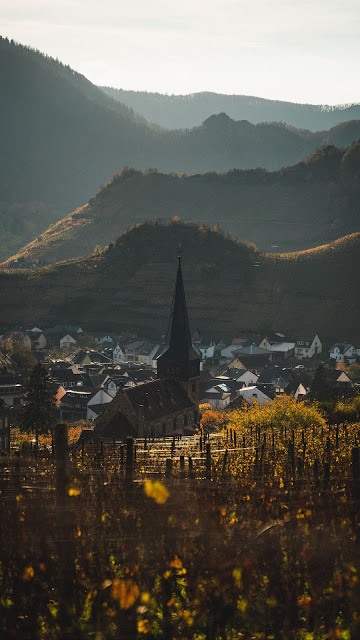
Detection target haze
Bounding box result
[1,0,360,105]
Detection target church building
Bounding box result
[94,257,200,439]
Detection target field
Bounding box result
[1,417,360,640]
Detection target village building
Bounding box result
[295,335,322,360]
[95,256,200,439]
[329,343,356,364]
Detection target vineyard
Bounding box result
[1,418,360,640]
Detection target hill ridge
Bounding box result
[0,221,358,343]
[3,141,359,267]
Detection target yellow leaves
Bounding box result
[266,596,277,607]
[68,487,80,496]
[297,596,312,606]
[279,478,284,489]
[22,566,34,581]
[144,480,169,504]
[137,619,151,633]
[170,555,182,569]
[232,568,242,587]
[237,596,248,613]
[111,579,139,609]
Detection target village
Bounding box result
[0,312,359,449]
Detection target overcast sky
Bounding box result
[1,0,359,104]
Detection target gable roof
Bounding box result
[96,377,196,435]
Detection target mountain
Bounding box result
[101,88,360,132]
[0,222,359,343]
[1,37,360,261]
[3,142,359,267]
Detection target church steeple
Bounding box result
[157,256,200,402]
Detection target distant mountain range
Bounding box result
[102,87,360,132]
[3,141,359,266]
[1,37,360,261]
[0,221,359,343]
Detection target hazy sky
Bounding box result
[1,0,359,104]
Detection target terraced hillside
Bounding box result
[3,142,360,266]
[0,222,359,343]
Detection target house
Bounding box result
[277,381,307,399]
[295,335,322,360]
[95,256,200,439]
[0,376,23,407]
[87,388,114,420]
[113,344,126,362]
[239,384,275,405]
[201,388,231,409]
[26,328,47,350]
[49,366,93,389]
[327,369,352,390]
[219,367,258,387]
[198,342,215,361]
[270,342,295,360]
[227,355,273,374]
[124,340,147,362]
[135,342,161,366]
[60,334,77,350]
[329,343,356,364]
[58,387,96,421]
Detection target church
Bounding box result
[94,257,201,439]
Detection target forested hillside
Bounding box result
[102,87,360,131]
[1,37,360,261]
[0,222,359,343]
[4,142,359,266]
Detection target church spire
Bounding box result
[166,255,193,359]
[157,256,200,398]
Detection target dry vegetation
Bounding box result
[1,407,360,639]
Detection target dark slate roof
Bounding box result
[254,384,276,400]
[220,367,248,379]
[87,403,107,416]
[235,355,273,370]
[99,413,137,440]
[72,350,113,365]
[258,367,291,384]
[124,378,195,422]
[284,381,306,394]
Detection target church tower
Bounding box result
[157,256,201,404]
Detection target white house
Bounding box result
[198,343,215,360]
[113,344,126,362]
[295,335,322,360]
[60,334,77,350]
[87,388,114,420]
[329,343,356,364]
[219,367,258,387]
[239,385,274,405]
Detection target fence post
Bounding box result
[206,442,211,478]
[352,447,360,499]
[180,455,185,476]
[126,437,134,476]
[221,449,228,478]
[165,458,172,477]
